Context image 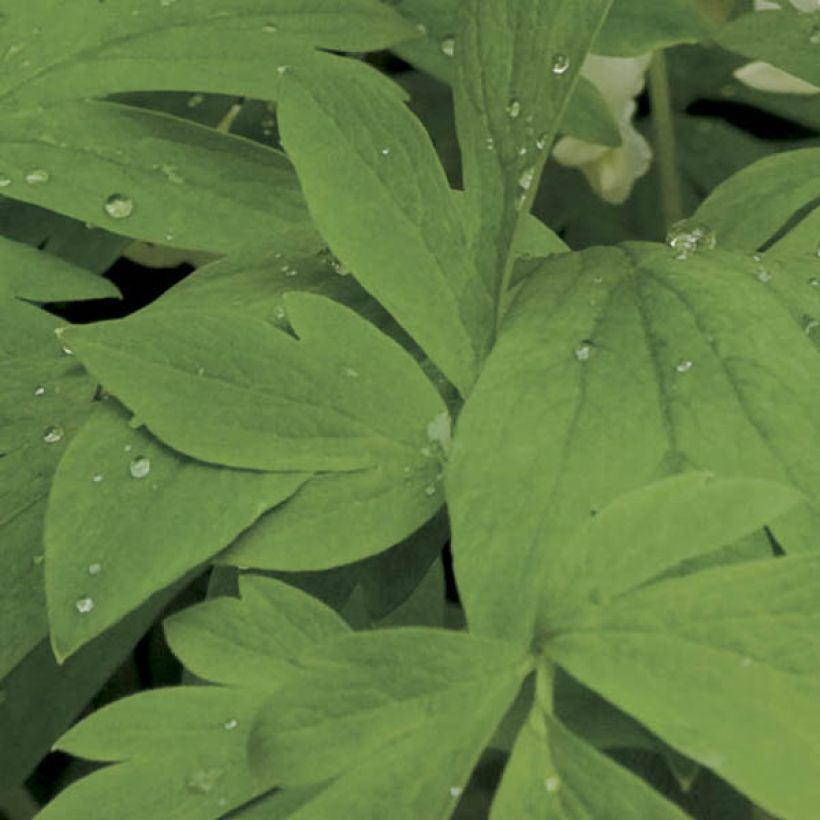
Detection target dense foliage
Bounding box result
[1,0,820,817]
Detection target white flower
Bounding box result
[733,0,820,95]
[553,54,653,204]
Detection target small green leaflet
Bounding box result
[0,0,420,106]
[560,77,622,148]
[715,8,820,91]
[40,688,272,820]
[44,402,307,660]
[60,293,448,472]
[692,147,820,252]
[593,0,712,57]
[164,574,350,689]
[0,299,96,678]
[452,0,614,320]
[545,555,820,819]
[447,243,820,644]
[0,235,120,303]
[248,629,526,800]
[277,53,492,396]
[0,100,322,256]
[491,701,687,819]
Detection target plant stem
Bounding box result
[648,50,684,229]
[0,787,39,820]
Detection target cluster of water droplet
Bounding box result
[666,220,717,260]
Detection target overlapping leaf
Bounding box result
[277,53,493,395]
[448,243,820,643]
[59,292,448,473]
[44,402,307,660]
[453,0,613,319]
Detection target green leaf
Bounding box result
[447,243,820,643]
[561,77,622,148]
[491,705,687,819]
[0,580,182,790]
[163,574,350,688]
[391,0,460,84]
[248,629,526,785]
[0,100,322,256]
[594,0,712,56]
[0,300,96,677]
[767,207,820,257]
[692,148,820,252]
[61,292,448,473]
[277,54,491,396]
[545,555,820,819]
[538,472,801,624]
[0,1,420,106]
[41,688,272,820]
[44,402,306,660]
[0,236,120,303]
[452,0,613,320]
[715,8,820,90]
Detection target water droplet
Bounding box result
[440,36,455,57]
[186,768,223,795]
[263,22,278,33]
[551,53,570,76]
[92,473,104,483]
[276,65,290,76]
[535,133,548,151]
[545,775,560,793]
[187,93,205,108]
[103,193,134,219]
[34,385,46,397]
[75,596,94,614]
[380,147,391,156]
[88,562,102,575]
[755,265,772,284]
[426,411,451,456]
[129,456,151,479]
[32,554,44,566]
[485,136,495,151]
[124,444,133,453]
[273,305,287,321]
[0,174,11,187]
[675,360,693,374]
[507,99,521,119]
[666,220,716,259]
[344,367,359,378]
[805,316,820,335]
[424,484,437,496]
[808,277,820,288]
[159,0,177,6]
[415,23,428,36]
[223,719,238,730]
[156,163,184,184]
[574,340,593,362]
[24,168,49,184]
[592,275,604,284]
[810,23,820,46]
[43,425,64,444]
[449,786,463,798]
[518,166,535,191]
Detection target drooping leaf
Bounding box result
[248,629,527,786]
[60,292,448,473]
[0,1,420,106]
[0,100,322,255]
[594,0,712,57]
[163,574,350,688]
[44,402,307,660]
[277,53,492,396]
[0,236,120,303]
[491,701,687,819]
[447,243,820,643]
[41,688,272,820]
[0,300,96,677]
[545,555,820,819]
[715,8,820,91]
[692,148,820,252]
[452,0,613,320]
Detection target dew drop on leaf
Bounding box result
[43,425,64,444]
[440,36,455,57]
[32,554,44,566]
[88,562,102,575]
[810,23,820,46]
[666,220,716,259]
[0,174,11,188]
[263,22,278,33]
[92,473,104,484]
[551,53,570,75]
[380,147,391,157]
[545,775,560,793]
[187,93,204,108]
[424,484,437,496]
[75,596,94,614]
[808,277,820,288]
[223,719,238,730]
[129,456,151,479]
[186,768,223,795]
[24,168,49,185]
[449,786,463,798]
[574,340,593,362]
[676,360,693,374]
[507,99,521,119]
[518,166,536,191]
[34,385,46,397]
[344,367,359,378]
[103,193,134,219]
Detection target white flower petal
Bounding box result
[552,137,610,167]
[734,61,820,95]
[581,54,653,113]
